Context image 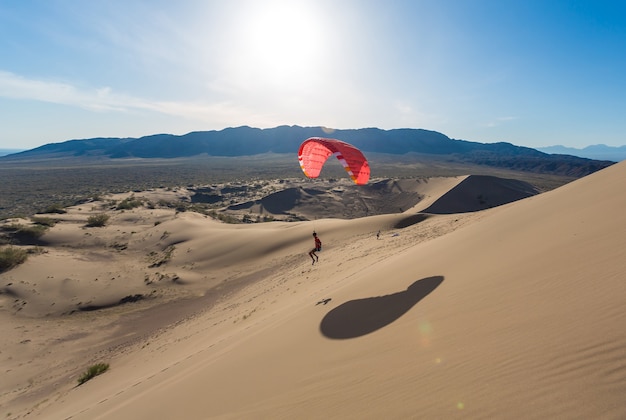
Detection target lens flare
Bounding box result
[418,320,433,334]
[418,320,433,347]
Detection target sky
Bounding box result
[1,0,625,150]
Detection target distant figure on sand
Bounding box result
[309,232,322,265]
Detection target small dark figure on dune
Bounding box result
[309,232,322,265]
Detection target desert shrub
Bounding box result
[0,246,28,271]
[285,213,309,222]
[207,210,241,224]
[1,223,48,239]
[186,204,210,215]
[27,246,46,255]
[77,363,109,385]
[43,203,67,214]
[86,213,110,227]
[17,224,48,237]
[116,196,143,210]
[31,216,57,227]
[157,199,174,208]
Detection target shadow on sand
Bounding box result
[320,276,444,339]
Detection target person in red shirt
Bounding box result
[309,232,322,264]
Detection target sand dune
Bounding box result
[1,165,625,419]
[224,175,538,219]
[420,174,539,213]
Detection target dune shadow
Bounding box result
[392,213,431,229]
[320,276,444,339]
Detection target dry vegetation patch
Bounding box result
[77,363,110,386]
[0,246,28,271]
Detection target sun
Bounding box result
[234,1,328,87]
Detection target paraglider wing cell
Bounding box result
[298,137,370,185]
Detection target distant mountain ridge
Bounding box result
[537,144,626,162]
[2,125,614,177]
[0,148,24,157]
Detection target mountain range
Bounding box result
[537,144,626,161]
[2,126,615,177]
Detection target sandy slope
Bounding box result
[1,164,625,419]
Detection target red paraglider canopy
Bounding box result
[298,137,370,185]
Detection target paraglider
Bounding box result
[297,137,370,185]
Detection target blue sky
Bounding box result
[1,0,625,150]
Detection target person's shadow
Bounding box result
[320,276,444,339]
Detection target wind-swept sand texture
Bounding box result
[1,165,625,419]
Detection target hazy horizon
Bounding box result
[1,126,625,158]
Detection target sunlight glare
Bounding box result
[235,1,328,88]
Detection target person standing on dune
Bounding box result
[309,232,322,265]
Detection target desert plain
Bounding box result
[1,160,625,419]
